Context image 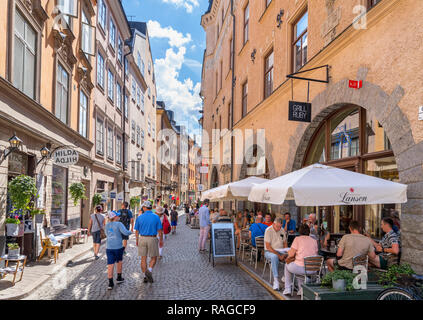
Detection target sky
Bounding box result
[122,0,209,143]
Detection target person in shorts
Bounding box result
[134,201,163,283]
[118,201,134,255]
[105,211,132,290]
[88,205,105,260]
[170,205,178,234]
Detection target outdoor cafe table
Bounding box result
[320,247,337,259]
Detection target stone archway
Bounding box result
[284,67,423,272]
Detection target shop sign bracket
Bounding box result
[286,65,330,84]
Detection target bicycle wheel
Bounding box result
[377,288,416,300]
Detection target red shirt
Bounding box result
[263,221,273,227]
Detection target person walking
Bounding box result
[134,201,163,283]
[88,205,106,260]
[155,206,170,257]
[170,205,178,234]
[118,201,134,255]
[105,211,132,290]
[198,199,211,253]
[163,204,169,217]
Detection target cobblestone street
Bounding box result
[24,215,274,300]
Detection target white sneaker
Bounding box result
[281,276,285,283]
[283,287,292,295]
[273,280,280,291]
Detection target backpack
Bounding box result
[163,215,171,235]
[120,209,131,228]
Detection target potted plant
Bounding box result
[69,182,87,206]
[7,243,20,258]
[5,217,21,236]
[378,264,415,288]
[321,269,356,291]
[130,196,140,210]
[92,193,102,208]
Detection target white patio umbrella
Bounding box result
[248,163,407,206]
[201,176,269,202]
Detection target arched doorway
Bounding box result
[297,104,399,238]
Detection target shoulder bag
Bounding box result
[95,214,107,240]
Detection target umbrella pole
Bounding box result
[316,206,320,229]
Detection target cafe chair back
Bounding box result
[38,230,61,264]
[292,255,324,296]
[250,236,264,270]
[352,254,368,270]
[239,230,251,261]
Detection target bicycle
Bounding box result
[377,274,423,300]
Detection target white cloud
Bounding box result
[154,47,202,135]
[161,0,200,13]
[184,58,202,71]
[147,20,192,48]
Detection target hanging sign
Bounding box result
[198,184,204,191]
[109,190,117,199]
[349,80,363,89]
[288,101,312,123]
[117,192,124,201]
[52,148,79,167]
[200,166,209,174]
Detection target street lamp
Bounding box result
[2,133,22,161]
[37,146,50,165]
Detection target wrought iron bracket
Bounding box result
[286,65,331,84]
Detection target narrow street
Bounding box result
[24,214,274,300]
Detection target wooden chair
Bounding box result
[250,236,264,269]
[239,230,251,261]
[38,231,61,263]
[352,253,368,270]
[292,255,324,296]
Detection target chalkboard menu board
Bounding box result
[288,101,312,122]
[211,223,235,258]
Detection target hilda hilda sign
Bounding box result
[52,148,79,167]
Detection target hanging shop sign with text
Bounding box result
[288,101,312,123]
[52,148,79,167]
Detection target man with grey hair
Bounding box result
[308,213,319,241]
[264,217,288,291]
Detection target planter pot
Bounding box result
[8,248,20,258]
[18,223,25,237]
[6,223,20,237]
[333,279,346,291]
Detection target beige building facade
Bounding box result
[201,0,423,271]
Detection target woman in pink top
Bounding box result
[282,223,318,296]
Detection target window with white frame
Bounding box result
[148,61,151,74]
[141,92,144,112]
[137,52,141,70]
[81,9,95,56]
[148,153,151,176]
[141,129,145,148]
[108,69,114,101]
[96,117,104,154]
[148,117,151,135]
[131,120,135,142]
[116,135,122,164]
[124,57,129,76]
[97,52,105,88]
[116,82,122,110]
[124,95,128,118]
[98,0,107,31]
[118,37,123,63]
[152,157,155,179]
[107,126,114,160]
[79,91,88,138]
[56,63,69,124]
[148,87,151,98]
[141,60,145,76]
[136,125,140,145]
[14,10,36,99]
[137,86,141,106]
[109,19,116,49]
[141,163,145,181]
[132,79,136,99]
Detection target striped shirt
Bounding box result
[380,230,401,259]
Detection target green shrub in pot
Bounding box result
[321,269,356,291]
[69,182,87,206]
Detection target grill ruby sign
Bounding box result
[52,148,79,167]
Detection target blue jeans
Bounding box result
[265,251,281,278]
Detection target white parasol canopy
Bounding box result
[201,176,269,202]
[248,163,407,206]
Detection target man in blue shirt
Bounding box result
[282,212,296,234]
[198,199,211,252]
[134,201,163,283]
[249,216,268,262]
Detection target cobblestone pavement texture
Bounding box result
[24,214,275,300]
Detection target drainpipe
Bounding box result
[123,43,132,203]
[230,0,236,210]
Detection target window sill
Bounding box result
[107,97,114,105]
[96,83,105,94]
[238,40,249,56]
[259,1,274,23]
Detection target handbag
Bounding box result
[94,214,107,240]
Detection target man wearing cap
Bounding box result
[134,200,163,283]
[198,199,211,253]
[105,211,132,290]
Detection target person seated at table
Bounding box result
[249,216,268,262]
[282,223,318,296]
[263,213,273,227]
[326,221,376,272]
[366,217,401,269]
[257,211,264,219]
[243,210,251,227]
[318,224,330,251]
[282,212,296,234]
[234,211,245,249]
[216,209,232,223]
[264,217,288,291]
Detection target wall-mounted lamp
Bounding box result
[37,146,50,165]
[277,9,284,28]
[136,152,142,161]
[251,49,257,63]
[2,133,22,160]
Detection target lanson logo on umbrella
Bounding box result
[339,188,367,204]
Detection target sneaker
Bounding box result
[116,276,125,284]
[273,280,280,291]
[95,255,99,260]
[108,280,114,290]
[281,276,285,283]
[123,251,127,256]
[143,277,148,283]
[145,269,154,283]
[282,287,292,295]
